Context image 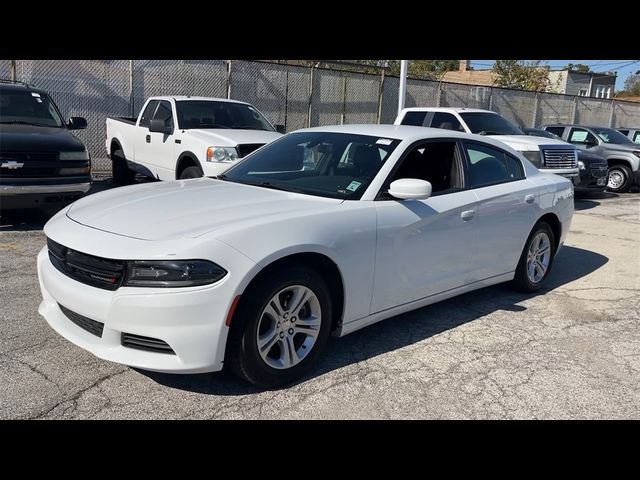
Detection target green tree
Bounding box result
[567,63,591,73]
[492,60,552,92]
[623,72,640,96]
[386,60,459,79]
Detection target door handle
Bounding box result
[525,194,535,204]
[461,210,476,221]
[146,134,151,143]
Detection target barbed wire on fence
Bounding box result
[3,59,640,172]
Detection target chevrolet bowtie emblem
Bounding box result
[1,161,25,169]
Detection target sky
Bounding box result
[470,60,639,91]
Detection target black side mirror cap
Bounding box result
[149,119,173,135]
[275,124,286,134]
[67,117,87,130]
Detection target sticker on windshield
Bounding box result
[376,138,393,145]
[346,180,362,192]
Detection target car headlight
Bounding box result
[577,160,585,170]
[59,150,89,160]
[206,146,238,163]
[123,260,227,287]
[521,150,542,167]
[633,151,640,159]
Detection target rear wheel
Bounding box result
[607,164,632,193]
[512,221,556,292]
[179,165,203,179]
[112,149,135,186]
[226,266,332,388]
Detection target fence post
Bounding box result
[341,74,347,125]
[488,87,493,111]
[307,65,314,128]
[531,92,540,127]
[129,60,134,117]
[226,60,232,99]
[10,60,17,81]
[377,69,385,124]
[571,96,578,124]
[609,100,615,127]
[283,68,289,131]
[437,82,442,108]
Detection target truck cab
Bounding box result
[395,108,579,180]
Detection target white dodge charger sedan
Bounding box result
[37,124,573,387]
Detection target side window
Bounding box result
[139,100,159,128]
[618,129,629,136]
[391,141,462,194]
[400,111,428,126]
[545,126,565,138]
[153,100,174,131]
[633,132,640,144]
[464,142,512,188]
[505,154,525,180]
[568,128,597,144]
[430,112,462,131]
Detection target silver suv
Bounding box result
[542,124,640,193]
[617,128,640,145]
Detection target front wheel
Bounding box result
[226,266,333,388]
[607,164,633,193]
[512,221,556,292]
[179,166,203,179]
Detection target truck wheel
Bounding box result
[112,149,135,186]
[179,166,204,179]
[606,164,632,193]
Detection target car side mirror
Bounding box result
[275,124,286,134]
[388,178,432,200]
[149,119,173,135]
[67,117,87,130]
[585,138,598,146]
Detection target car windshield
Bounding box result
[221,131,401,200]
[459,112,523,135]
[0,89,64,127]
[593,127,635,145]
[175,100,275,131]
[524,128,561,140]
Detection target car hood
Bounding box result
[0,124,85,152]
[185,128,282,147]
[487,134,572,151]
[66,178,343,241]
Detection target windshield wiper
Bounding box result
[476,130,507,136]
[214,174,227,180]
[0,120,55,127]
[246,181,301,193]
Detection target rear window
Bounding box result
[400,111,428,126]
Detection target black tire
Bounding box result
[226,266,333,388]
[512,221,556,293]
[112,149,135,186]
[179,166,203,179]
[606,164,633,193]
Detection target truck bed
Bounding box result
[110,116,137,125]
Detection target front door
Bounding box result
[371,140,479,313]
[135,100,176,180]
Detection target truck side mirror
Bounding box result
[149,119,173,135]
[67,117,87,130]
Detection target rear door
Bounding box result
[461,140,539,280]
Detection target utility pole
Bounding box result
[398,60,408,115]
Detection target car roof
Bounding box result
[0,81,48,96]
[151,96,251,105]
[543,123,617,129]
[293,123,482,142]
[401,107,491,114]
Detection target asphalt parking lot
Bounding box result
[1,181,639,419]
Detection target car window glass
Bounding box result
[464,142,513,187]
[634,132,640,144]
[569,128,597,144]
[139,100,159,128]
[390,141,462,194]
[544,126,565,137]
[430,112,462,131]
[154,100,173,130]
[400,111,428,126]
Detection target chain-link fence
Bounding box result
[3,59,640,172]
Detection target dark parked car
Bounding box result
[0,80,90,210]
[523,128,608,192]
[617,128,640,144]
[541,123,640,193]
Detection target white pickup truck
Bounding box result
[395,107,580,180]
[105,96,284,183]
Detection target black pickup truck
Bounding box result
[0,80,90,210]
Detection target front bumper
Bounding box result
[0,181,91,209]
[539,167,579,179]
[574,165,608,191]
[37,236,251,373]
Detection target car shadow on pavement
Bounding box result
[140,244,609,395]
[574,191,618,211]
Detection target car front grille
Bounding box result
[0,151,59,178]
[236,143,265,158]
[58,303,104,337]
[542,148,577,169]
[47,238,126,290]
[121,333,175,354]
